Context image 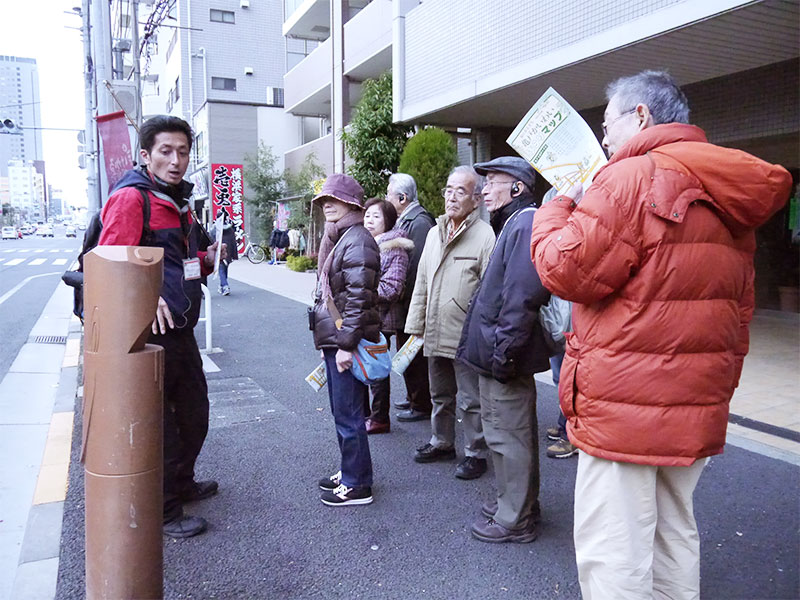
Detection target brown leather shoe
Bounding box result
[365,418,390,434]
[471,518,537,544]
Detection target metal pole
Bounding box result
[92,0,115,206]
[82,0,100,217]
[131,0,143,154]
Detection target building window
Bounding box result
[211,77,236,91]
[166,31,178,62]
[174,77,180,101]
[209,9,235,23]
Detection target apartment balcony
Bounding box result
[283,0,371,41]
[283,0,392,117]
[284,133,334,175]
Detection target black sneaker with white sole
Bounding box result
[318,470,342,491]
[320,484,373,506]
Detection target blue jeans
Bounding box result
[550,353,567,436]
[219,261,229,289]
[323,349,373,488]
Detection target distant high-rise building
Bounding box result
[0,56,43,178]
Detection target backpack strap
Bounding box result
[138,188,152,246]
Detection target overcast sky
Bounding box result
[0,0,86,208]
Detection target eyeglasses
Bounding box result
[601,108,636,137]
[441,186,475,200]
[482,180,515,190]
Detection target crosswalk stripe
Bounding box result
[2,249,14,253]
[0,258,5,263]
[34,249,45,253]
[6,258,24,266]
[29,258,46,266]
[50,249,60,253]
[19,249,31,253]
[52,258,68,266]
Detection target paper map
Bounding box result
[507,88,607,193]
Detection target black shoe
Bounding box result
[394,400,411,410]
[318,470,342,491]
[163,514,207,539]
[471,518,537,544]
[414,443,456,463]
[179,480,219,503]
[396,409,431,422]
[320,484,373,506]
[455,456,487,480]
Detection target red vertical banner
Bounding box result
[96,111,133,192]
[211,164,246,255]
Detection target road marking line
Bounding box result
[52,258,68,266]
[201,354,220,373]
[29,258,47,266]
[50,249,60,253]
[5,258,24,266]
[34,249,45,253]
[19,249,31,253]
[33,412,75,505]
[0,272,60,306]
[0,258,4,263]
[3,249,14,253]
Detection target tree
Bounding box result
[397,127,458,216]
[340,71,413,198]
[243,142,284,240]
[283,153,326,230]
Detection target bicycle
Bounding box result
[244,241,270,264]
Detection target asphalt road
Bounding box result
[0,230,80,375]
[55,281,799,599]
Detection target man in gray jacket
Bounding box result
[386,173,435,421]
[405,166,495,480]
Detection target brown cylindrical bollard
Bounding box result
[83,245,165,600]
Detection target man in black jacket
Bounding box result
[456,157,551,543]
[386,173,435,420]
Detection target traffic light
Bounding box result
[0,118,21,134]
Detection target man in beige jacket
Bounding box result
[404,166,495,480]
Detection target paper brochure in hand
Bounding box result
[507,87,607,193]
[392,335,423,375]
[305,362,327,391]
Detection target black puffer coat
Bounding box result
[312,224,381,351]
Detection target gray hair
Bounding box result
[606,70,690,125]
[389,173,418,204]
[448,165,484,196]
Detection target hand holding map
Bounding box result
[507,88,606,194]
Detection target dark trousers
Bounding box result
[324,349,373,488]
[367,332,392,423]
[150,328,209,521]
[550,353,568,437]
[395,329,431,414]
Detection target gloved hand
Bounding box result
[491,356,515,384]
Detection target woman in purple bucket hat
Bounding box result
[310,173,382,506]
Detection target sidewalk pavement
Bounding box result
[3,259,798,599]
[229,260,800,463]
[0,283,79,600]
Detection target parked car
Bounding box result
[65,225,77,238]
[2,226,17,240]
[37,224,54,237]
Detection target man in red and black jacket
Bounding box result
[99,115,224,538]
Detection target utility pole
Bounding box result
[81,0,100,216]
[92,0,115,206]
[131,0,143,154]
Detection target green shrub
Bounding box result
[397,127,458,217]
[287,255,317,272]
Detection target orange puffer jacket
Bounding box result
[531,124,791,466]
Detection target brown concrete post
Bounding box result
[82,245,165,600]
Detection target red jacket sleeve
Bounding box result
[530,183,641,304]
[98,188,146,246]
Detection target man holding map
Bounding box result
[530,71,791,598]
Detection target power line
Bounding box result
[0,101,41,110]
